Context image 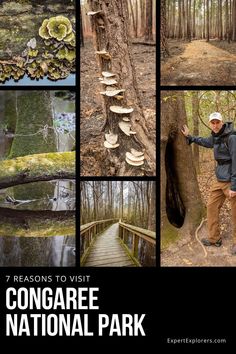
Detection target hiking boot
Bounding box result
[231,244,236,255]
[201,238,222,247]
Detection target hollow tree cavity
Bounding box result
[165,137,185,228]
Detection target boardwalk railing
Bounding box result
[119,222,156,267]
[80,219,118,262]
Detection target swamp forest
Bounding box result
[0,90,75,266]
[80,181,156,267]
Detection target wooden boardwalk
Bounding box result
[83,223,137,267]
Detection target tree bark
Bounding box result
[8,91,56,159]
[145,0,153,41]
[206,0,209,41]
[0,151,75,189]
[80,4,84,47]
[161,91,205,249]
[88,0,155,176]
[161,0,170,58]
[192,91,200,172]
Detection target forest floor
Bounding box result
[80,39,156,176]
[161,156,236,267]
[161,39,236,86]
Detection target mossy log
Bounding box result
[0,207,75,237]
[0,151,75,189]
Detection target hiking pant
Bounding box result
[207,180,236,244]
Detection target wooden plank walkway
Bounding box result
[83,223,137,267]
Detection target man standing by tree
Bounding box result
[181,112,236,255]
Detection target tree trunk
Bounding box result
[192,91,200,172]
[128,0,138,38]
[192,0,196,38]
[88,0,155,176]
[178,0,182,38]
[145,0,153,41]
[161,91,205,249]
[219,0,223,40]
[206,0,209,41]
[8,91,56,159]
[140,0,146,37]
[147,181,156,231]
[80,4,84,47]
[161,0,170,58]
[186,0,191,41]
[0,151,75,189]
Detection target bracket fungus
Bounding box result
[118,121,131,136]
[110,106,133,114]
[125,157,144,166]
[100,89,125,97]
[39,16,73,41]
[130,148,144,157]
[102,71,116,77]
[122,117,130,122]
[95,50,111,60]
[105,133,118,145]
[100,78,118,85]
[104,141,120,149]
[126,152,144,162]
[87,11,102,16]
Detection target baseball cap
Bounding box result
[209,112,223,122]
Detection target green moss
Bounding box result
[0,217,75,237]
[161,223,180,250]
[8,91,56,159]
[0,152,75,179]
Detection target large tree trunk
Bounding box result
[0,152,75,189]
[161,0,169,58]
[8,91,56,159]
[88,0,155,176]
[161,91,205,249]
[192,91,200,172]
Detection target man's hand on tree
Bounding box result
[229,190,236,198]
[181,125,190,137]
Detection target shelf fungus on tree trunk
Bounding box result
[88,0,156,175]
[100,89,125,97]
[102,71,116,78]
[87,11,103,16]
[125,151,144,166]
[95,50,111,60]
[118,121,136,136]
[104,132,119,149]
[110,106,134,114]
[99,78,118,85]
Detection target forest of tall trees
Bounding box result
[165,0,236,41]
[80,181,156,231]
[161,1,236,85]
[80,0,156,41]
